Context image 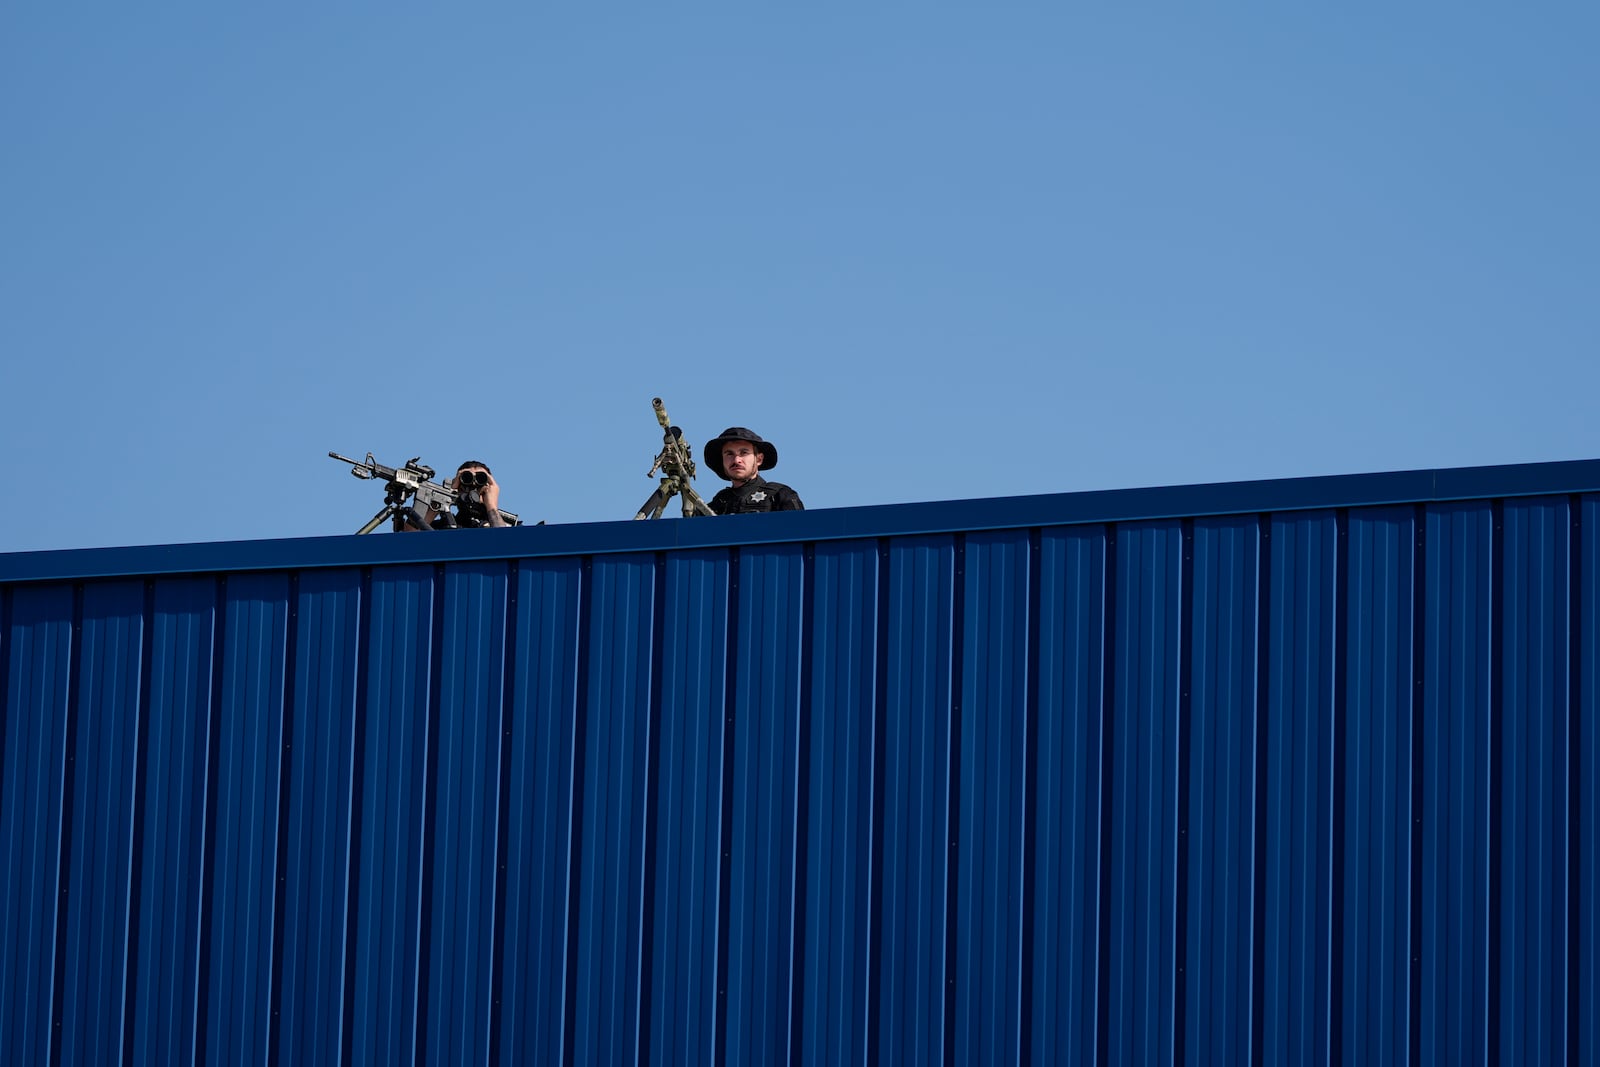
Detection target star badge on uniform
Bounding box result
[749,491,767,503]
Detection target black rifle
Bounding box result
[633,397,715,519]
[329,451,522,533]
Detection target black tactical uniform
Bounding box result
[703,426,805,515]
[709,474,804,514]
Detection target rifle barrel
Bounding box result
[329,450,380,478]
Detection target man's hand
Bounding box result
[481,471,506,526]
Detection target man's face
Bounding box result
[721,441,763,484]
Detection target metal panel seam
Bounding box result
[1250,513,1272,1067]
[1093,523,1117,1067]
[1017,526,1042,1066]
[487,557,520,1067]
[1408,505,1427,1067]
[1566,493,1584,1064]
[1487,499,1504,1058]
[266,570,299,1067]
[192,574,228,1063]
[339,566,374,1067]
[119,578,157,1067]
[789,541,817,1066]
[1173,519,1194,1067]
[943,531,966,1067]
[1328,509,1348,1067]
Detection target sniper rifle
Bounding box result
[633,397,715,519]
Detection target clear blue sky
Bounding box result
[4,6,1596,553]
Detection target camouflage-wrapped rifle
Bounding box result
[329,451,521,532]
[633,398,715,519]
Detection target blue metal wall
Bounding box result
[1,460,1597,1065]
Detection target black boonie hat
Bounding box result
[704,427,778,480]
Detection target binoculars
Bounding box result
[458,469,490,489]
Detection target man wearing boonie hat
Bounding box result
[703,427,804,514]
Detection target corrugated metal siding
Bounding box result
[499,558,581,1065]
[2,584,73,1067]
[1109,520,1186,1064]
[1185,515,1259,1067]
[1032,524,1105,1064]
[63,580,144,1066]
[801,539,876,1067]
[1499,497,1570,1064]
[280,567,359,1064]
[208,573,289,1065]
[1,464,1597,1065]
[1262,510,1338,1065]
[879,534,954,1066]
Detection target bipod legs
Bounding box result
[357,487,432,533]
[678,485,715,517]
[633,483,673,520]
[633,477,715,519]
[356,505,396,535]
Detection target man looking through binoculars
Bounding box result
[413,459,508,529]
